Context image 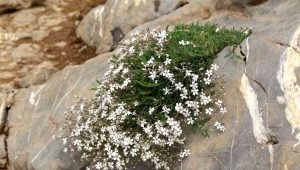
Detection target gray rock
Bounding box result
[0,0,45,14]
[133,0,300,169]
[15,61,58,88]
[6,52,112,170]
[76,0,186,53]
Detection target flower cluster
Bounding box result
[63,24,250,170]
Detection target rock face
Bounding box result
[4,0,300,170]
[76,0,188,54]
[6,52,112,170]
[0,0,45,14]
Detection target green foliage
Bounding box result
[64,23,250,170]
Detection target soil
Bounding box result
[0,0,106,88]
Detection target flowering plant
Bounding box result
[63,24,250,169]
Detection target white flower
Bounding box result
[205,108,214,115]
[215,100,223,106]
[162,105,171,114]
[128,46,135,55]
[204,77,211,85]
[178,40,191,46]
[214,121,225,132]
[192,74,199,82]
[122,68,129,74]
[200,94,212,105]
[63,147,68,153]
[179,40,185,45]
[95,162,102,169]
[185,70,192,77]
[214,121,221,127]
[191,88,199,96]
[149,107,155,115]
[205,69,213,77]
[163,87,170,95]
[143,125,152,135]
[158,30,168,40]
[175,82,183,90]
[134,101,139,106]
[211,64,219,71]
[180,93,188,100]
[149,70,157,81]
[175,103,183,113]
[164,58,172,65]
[186,117,194,125]
[179,149,190,158]
[62,138,67,145]
[215,28,220,32]
[220,107,227,114]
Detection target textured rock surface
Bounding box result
[6,52,112,170]
[4,0,300,170]
[76,0,187,53]
[0,0,45,14]
[0,0,105,89]
[0,135,6,169]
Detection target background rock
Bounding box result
[0,0,106,89]
[0,0,45,14]
[76,0,189,54]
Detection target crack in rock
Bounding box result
[0,90,15,169]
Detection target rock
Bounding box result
[11,43,42,62]
[54,41,67,48]
[131,0,300,170]
[0,93,7,132]
[11,9,37,27]
[0,0,45,14]
[15,61,58,88]
[6,52,112,170]
[31,30,49,41]
[0,135,6,169]
[0,90,14,169]
[76,0,186,53]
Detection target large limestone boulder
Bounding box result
[0,0,45,14]
[5,0,300,169]
[76,0,188,53]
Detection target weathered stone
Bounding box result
[0,0,45,14]
[15,61,58,88]
[11,43,42,62]
[0,135,6,169]
[76,0,186,53]
[54,41,67,48]
[11,9,38,27]
[0,93,7,133]
[7,52,112,170]
[31,30,49,41]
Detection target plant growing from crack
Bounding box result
[62,23,250,169]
